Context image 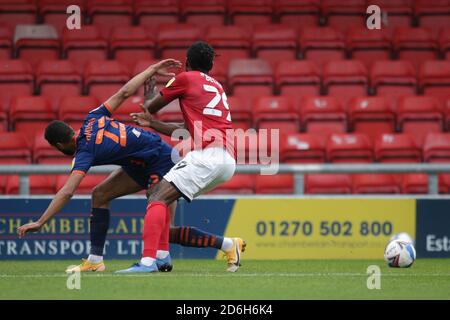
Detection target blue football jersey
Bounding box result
[72,103,174,176]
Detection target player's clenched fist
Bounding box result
[17,221,43,238]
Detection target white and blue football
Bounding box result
[384,240,416,268]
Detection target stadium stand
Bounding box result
[275,60,321,99]
[348,96,396,140]
[300,96,347,137]
[110,26,155,68]
[305,174,352,194]
[397,96,444,147]
[0,0,449,195]
[180,0,227,27]
[36,60,82,109]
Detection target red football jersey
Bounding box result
[160,71,235,157]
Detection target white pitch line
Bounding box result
[0,273,449,278]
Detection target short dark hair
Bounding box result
[186,41,215,73]
[45,120,74,145]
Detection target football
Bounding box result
[384,240,416,268]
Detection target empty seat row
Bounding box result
[2,94,450,144]
[237,132,450,164]
[1,0,449,33]
[2,23,450,68]
[211,173,450,195]
[1,58,449,110]
[1,130,450,165]
[2,172,450,195]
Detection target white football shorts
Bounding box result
[163,147,236,202]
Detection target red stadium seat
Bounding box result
[0,24,12,59]
[254,96,299,135]
[156,99,183,122]
[209,59,227,89]
[375,133,422,163]
[423,133,450,163]
[347,27,391,69]
[397,96,444,147]
[255,174,294,194]
[393,27,439,71]
[299,27,346,66]
[0,175,6,194]
[322,0,366,32]
[135,0,179,28]
[301,96,347,137]
[252,25,298,67]
[56,174,109,194]
[112,96,143,125]
[415,0,450,33]
[180,0,226,26]
[275,60,320,98]
[323,60,368,105]
[228,59,274,97]
[228,0,274,29]
[0,132,31,164]
[280,133,326,163]
[110,26,155,69]
[0,0,37,29]
[59,96,100,130]
[157,24,204,61]
[439,174,450,193]
[40,0,86,34]
[6,175,56,194]
[274,0,320,29]
[33,133,70,164]
[10,96,56,140]
[84,61,129,102]
[225,96,252,130]
[353,174,401,194]
[402,173,428,194]
[36,60,82,109]
[0,59,33,109]
[88,0,133,37]
[369,0,413,33]
[305,174,352,194]
[0,101,6,132]
[208,174,255,194]
[419,60,450,99]
[62,25,108,69]
[327,133,373,163]
[440,27,450,60]
[370,60,417,98]
[447,98,450,131]
[205,26,251,68]
[349,97,395,140]
[15,24,60,67]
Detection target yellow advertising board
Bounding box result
[220,199,416,259]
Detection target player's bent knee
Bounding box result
[91,185,110,208]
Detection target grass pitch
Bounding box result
[0,259,449,300]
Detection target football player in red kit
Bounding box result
[118,41,245,273]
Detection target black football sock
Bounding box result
[89,208,110,256]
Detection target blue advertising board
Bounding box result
[0,197,449,260]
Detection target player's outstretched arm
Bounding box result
[16,173,85,237]
[104,59,182,114]
[130,103,185,137]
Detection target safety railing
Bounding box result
[1,163,450,195]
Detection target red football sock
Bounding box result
[157,205,171,251]
[142,201,167,258]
